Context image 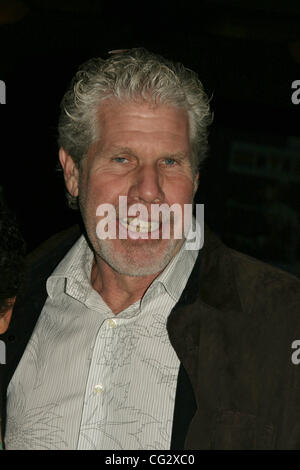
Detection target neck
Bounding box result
[91,256,161,315]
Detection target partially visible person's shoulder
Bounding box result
[19,225,82,298]
[27,225,81,270]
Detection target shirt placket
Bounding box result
[76,317,118,450]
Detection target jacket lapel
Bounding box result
[169,224,243,449]
[170,362,197,450]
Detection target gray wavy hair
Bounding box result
[58,48,213,209]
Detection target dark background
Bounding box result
[0,0,299,276]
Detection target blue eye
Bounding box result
[113,157,128,164]
[164,158,176,166]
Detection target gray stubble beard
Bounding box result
[93,236,184,277]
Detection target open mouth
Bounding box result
[119,217,160,233]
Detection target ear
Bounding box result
[0,299,15,334]
[59,147,79,198]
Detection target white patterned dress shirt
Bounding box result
[5,234,198,450]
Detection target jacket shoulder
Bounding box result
[228,247,300,321]
[229,247,299,293]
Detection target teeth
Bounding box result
[120,217,159,233]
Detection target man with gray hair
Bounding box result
[1,48,300,450]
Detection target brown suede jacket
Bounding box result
[1,224,300,449]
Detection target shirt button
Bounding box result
[94,384,104,393]
[108,318,117,328]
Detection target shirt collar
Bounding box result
[154,238,199,302]
[46,235,93,302]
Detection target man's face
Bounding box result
[61,99,198,276]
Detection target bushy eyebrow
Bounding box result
[110,147,136,156]
[163,152,189,161]
[99,146,135,158]
[104,147,189,161]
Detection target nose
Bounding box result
[128,163,165,204]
